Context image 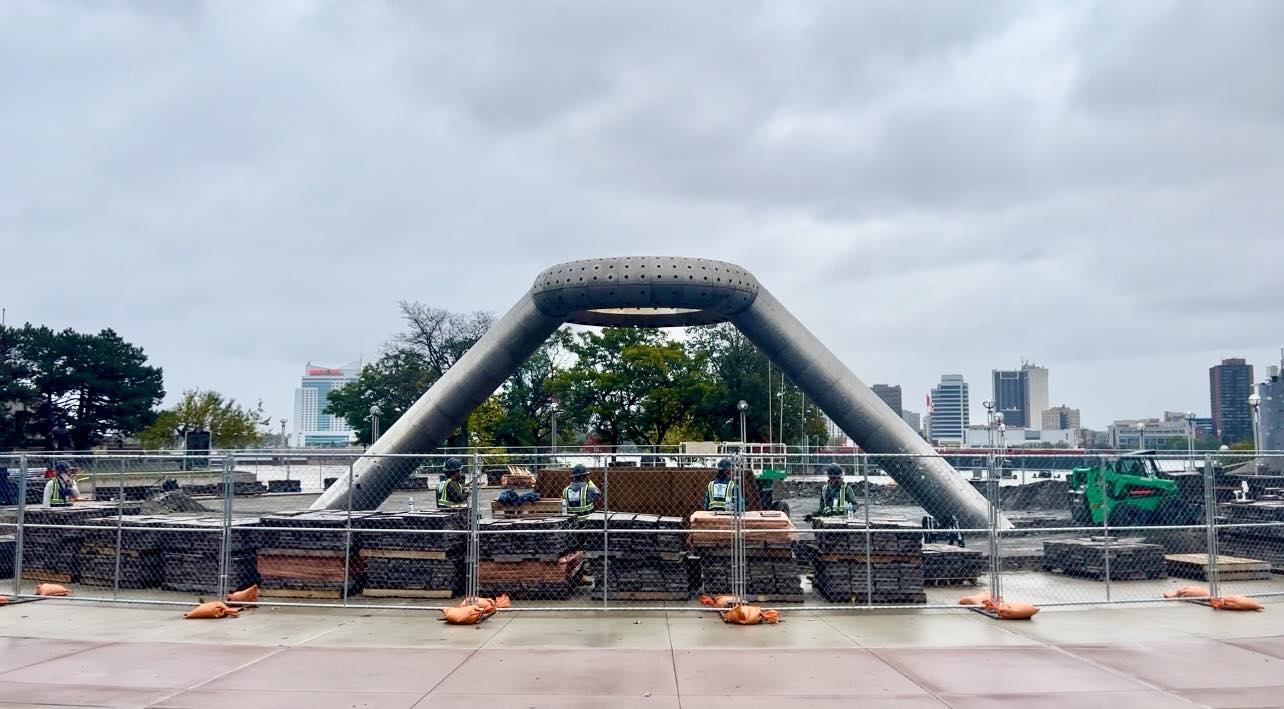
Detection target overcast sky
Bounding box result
[3,1,1281,432]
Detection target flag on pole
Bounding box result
[926,393,934,414]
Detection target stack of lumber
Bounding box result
[581,512,691,600]
[1042,537,1167,580]
[491,499,563,517]
[164,516,261,594]
[255,510,372,598]
[1165,553,1272,581]
[690,511,802,602]
[501,466,536,489]
[810,519,925,604]
[354,511,466,598]
[20,506,117,582]
[1219,500,1284,571]
[922,543,987,585]
[477,516,580,598]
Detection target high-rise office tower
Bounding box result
[1210,357,1254,444]
[871,384,903,417]
[929,374,969,443]
[992,362,1049,429]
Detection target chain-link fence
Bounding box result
[3,449,1282,612]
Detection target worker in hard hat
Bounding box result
[703,458,743,512]
[435,457,470,509]
[42,461,81,508]
[817,463,859,517]
[561,464,601,518]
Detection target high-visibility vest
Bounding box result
[706,479,737,511]
[562,482,597,515]
[437,479,465,508]
[49,478,70,507]
[821,483,850,514]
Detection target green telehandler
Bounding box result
[1067,451,1200,528]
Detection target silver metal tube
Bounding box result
[731,287,1009,530]
[1204,453,1220,598]
[113,457,125,601]
[13,455,27,596]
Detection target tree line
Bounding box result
[325,302,831,449]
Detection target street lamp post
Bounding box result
[368,405,382,444]
[738,400,749,446]
[549,401,559,454]
[1249,393,1262,473]
[1184,411,1196,470]
[1136,421,1146,451]
[983,401,995,448]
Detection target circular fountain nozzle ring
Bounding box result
[530,256,760,327]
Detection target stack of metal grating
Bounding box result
[1219,499,1284,571]
[255,510,371,599]
[476,516,582,599]
[353,510,468,599]
[581,512,692,600]
[165,516,261,594]
[809,518,926,604]
[78,516,168,588]
[690,511,803,602]
[20,506,121,583]
[1042,537,1168,581]
[921,543,987,586]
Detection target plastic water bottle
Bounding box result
[846,504,854,522]
[407,496,415,512]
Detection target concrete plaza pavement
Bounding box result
[1,599,1282,708]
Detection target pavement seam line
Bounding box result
[0,639,110,675]
[416,611,514,700]
[666,610,683,709]
[1041,642,1206,707]
[143,644,291,707]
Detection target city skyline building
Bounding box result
[1210,357,1254,444]
[1107,417,1189,450]
[901,409,921,435]
[1041,404,1081,431]
[991,362,1049,430]
[292,361,361,447]
[929,374,969,444]
[1256,352,1283,453]
[871,384,903,417]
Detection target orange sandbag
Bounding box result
[1163,586,1210,599]
[700,594,742,608]
[459,596,503,611]
[442,605,490,625]
[184,601,239,619]
[1210,596,1265,611]
[494,593,511,609]
[227,585,259,603]
[983,599,1039,619]
[36,583,71,597]
[722,605,780,625]
[958,591,992,606]
[0,596,8,605]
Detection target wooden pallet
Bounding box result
[21,571,73,583]
[361,588,454,599]
[1165,553,1272,581]
[491,500,563,517]
[358,549,450,560]
[261,587,349,599]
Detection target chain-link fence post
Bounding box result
[1098,454,1111,602]
[342,461,355,605]
[731,449,746,603]
[986,451,1002,603]
[112,456,126,601]
[1203,452,1220,599]
[466,451,480,602]
[602,461,610,611]
[862,452,872,608]
[217,455,234,600]
[12,455,26,597]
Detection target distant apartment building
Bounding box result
[871,384,903,416]
[992,363,1049,429]
[929,374,969,444]
[1041,405,1081,431]
[1107,418,1190,450]
[1257,355,1283,452]
[964,426,1075,448]
[292,362,361,447]
[1210,357,1254,444]
[901,409,921,435]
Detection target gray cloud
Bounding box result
[2,0,1280,431]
